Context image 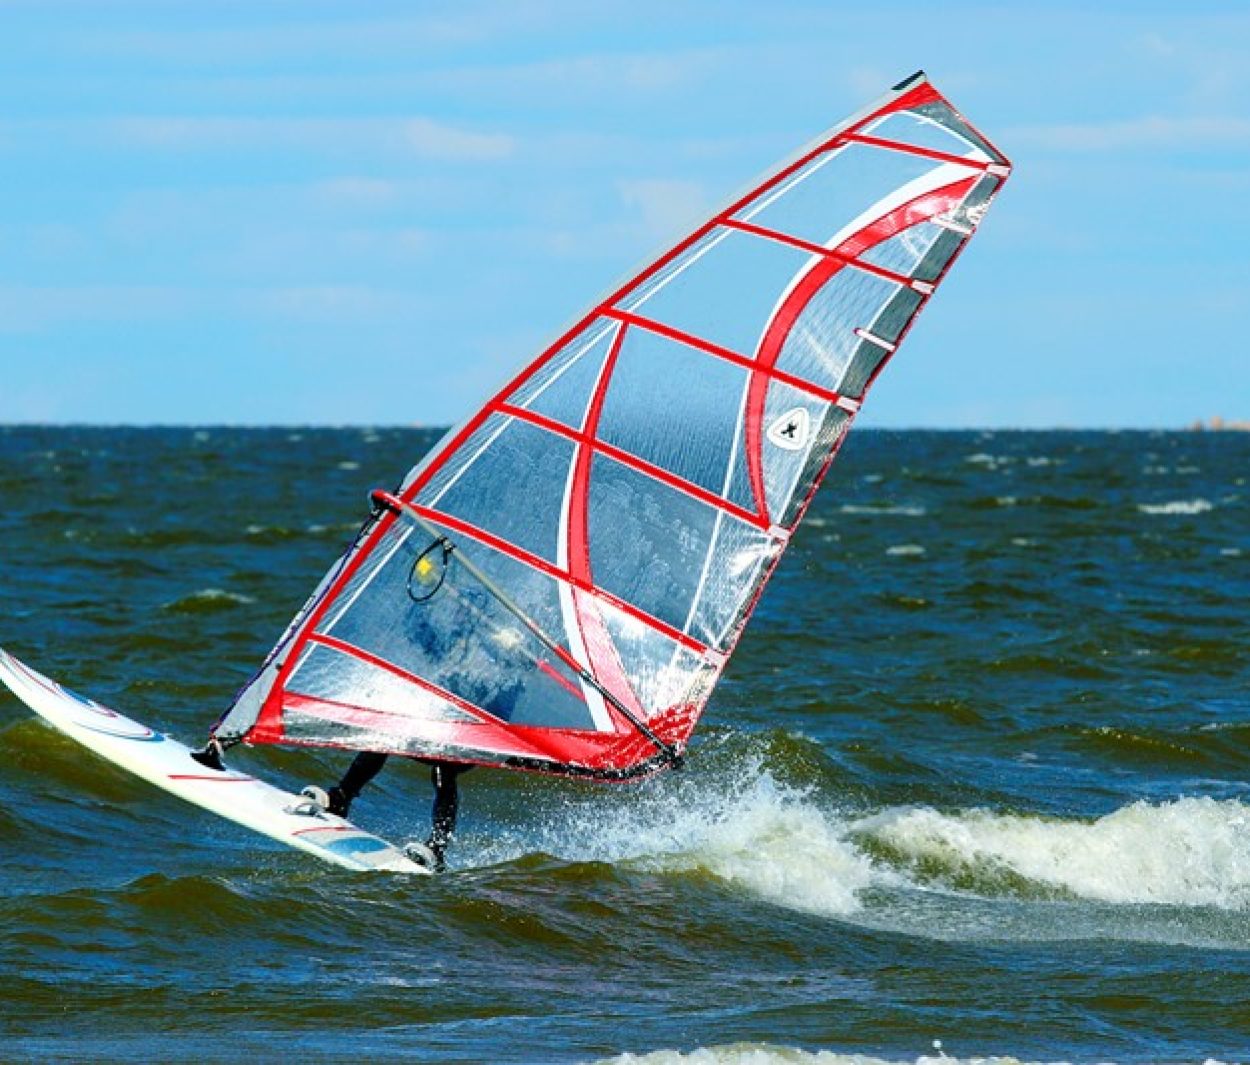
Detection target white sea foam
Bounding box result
[480,768,885,918]
[857,798,1250,908]
[597,1044,1077,1065]
[886,544,925,556]
[1137,499,1213,515]
[160,588,256,611]
[477,767,1250,924]
[840,504,926,516]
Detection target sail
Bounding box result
[215,72,1012,778]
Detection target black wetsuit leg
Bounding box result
[332,751,389,815]
[428,763,469,861]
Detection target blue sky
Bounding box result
[1,1,1247,427]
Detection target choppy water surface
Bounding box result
[1,427,1247,1064]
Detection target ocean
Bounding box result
[1,426,1247,1064]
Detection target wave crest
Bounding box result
[857,797,1250,908]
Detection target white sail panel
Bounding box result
[596,325,756,510]
[622,228,814,360]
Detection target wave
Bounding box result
[469,736,1250,929]
[474,765,884,919]
[597,1044,1094,1064]
[839,504,926,516]
[885,544,925,556]
[161,588,256,613]
[856,797,1250,909]
[1137,499,1213,515]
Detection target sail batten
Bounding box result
[215,73,1011,777]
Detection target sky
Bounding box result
[0,1,1247,428]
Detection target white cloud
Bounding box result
[307,177,403,210]
[617,178,708,240]
[245,285,414,322]
[80,6,557,64]
[97,115,515,161]
[0,285,200,332]
[1011,115,1250,151]
[401,117,513,161]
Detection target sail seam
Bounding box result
[842,131,993,170]
[496,400,769,530]
[719,217,929,292]
[308,633,504,725]
[602,308,847,407]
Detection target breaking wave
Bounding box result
[475,763,1250,921]
[160,588,256,613]
[1137,499,1214,515]
[855,798,1250,909]
[597,1044,1120,1065]
[477,766,883,919]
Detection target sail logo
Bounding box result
[767,407,811,451]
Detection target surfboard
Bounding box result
[0,648,430,874]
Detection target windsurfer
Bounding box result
[303,753,468,872]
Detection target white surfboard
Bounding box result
[0,648,430,874]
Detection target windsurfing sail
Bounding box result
[214,71,1012,778]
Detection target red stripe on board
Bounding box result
[404,501,710,656]
[497,401,768,530]
[842,131,994,171]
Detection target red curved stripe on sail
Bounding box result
[834,175,979,259]
[565,325,650,724]
[744,176,980,527]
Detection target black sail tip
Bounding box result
[892,70,927,91]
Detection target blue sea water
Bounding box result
[1,426,1248,1064]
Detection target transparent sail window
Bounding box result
[287,643,480,725]
[771,264,902,397]
[595,596,719,718]
[587,453,777,648]
[506,319,619,432]
[597,324,755,511]
[858,220,946,280]
[862,108,992,162]
[734,142,945,251]
[620,227,815,360]
[756,380,849,529]
[318,518,597,731]
[416,413,577,565]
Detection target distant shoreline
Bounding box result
[1190,417,1250,431]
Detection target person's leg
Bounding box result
[427,763,468,867]
[321,751,388,817]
